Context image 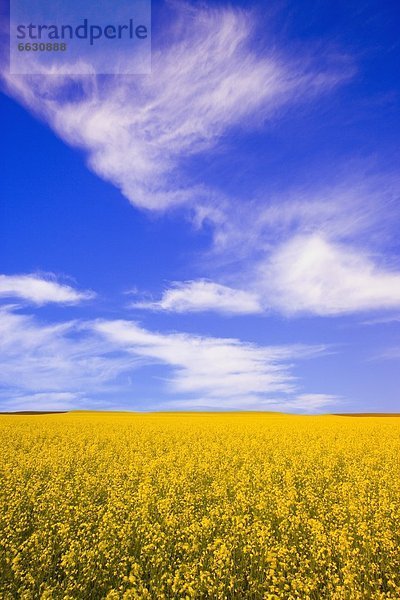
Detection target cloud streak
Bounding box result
[133,279,262,315]
[94,319,305,400]
[0,305,333,411]
[0,307,134,408]
[2,3,350,212]
[0,273,94,305]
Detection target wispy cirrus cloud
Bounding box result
[0,307,132,399]
[133,279,263,315]
[361,314,400,326]
[94,319,332,407]
[157,393,338,413]
[1,3,351,212]
[0,304,333,411]
[1,392,82,413]
[121,171,400,319]
[208,173,400,257]
[94,319,303,400]
[368,346,400,361]
[0,273,94,305]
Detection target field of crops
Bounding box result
[1,412,399,599]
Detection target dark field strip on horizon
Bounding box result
[333,413,400,417]
[0,411,69,415]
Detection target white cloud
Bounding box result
[361,314,400,325]
[2,4,349,212]
[155,393,338,413]
[199,174,400,318]
[0,305,334,411]
[208,173,400,260]
[94,319,326,403]
[132,208,400,318]
[0,273,94,305]
[133,279,262,315]
[0,307,132,398]
[0,393,81,413]
[257,234,400,316]
[283,394,341,412]
[369,347,400,361]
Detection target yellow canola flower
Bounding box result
[0,411,399,599]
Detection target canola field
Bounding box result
[0,412,400,599]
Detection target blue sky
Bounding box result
[0,0,399,412]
